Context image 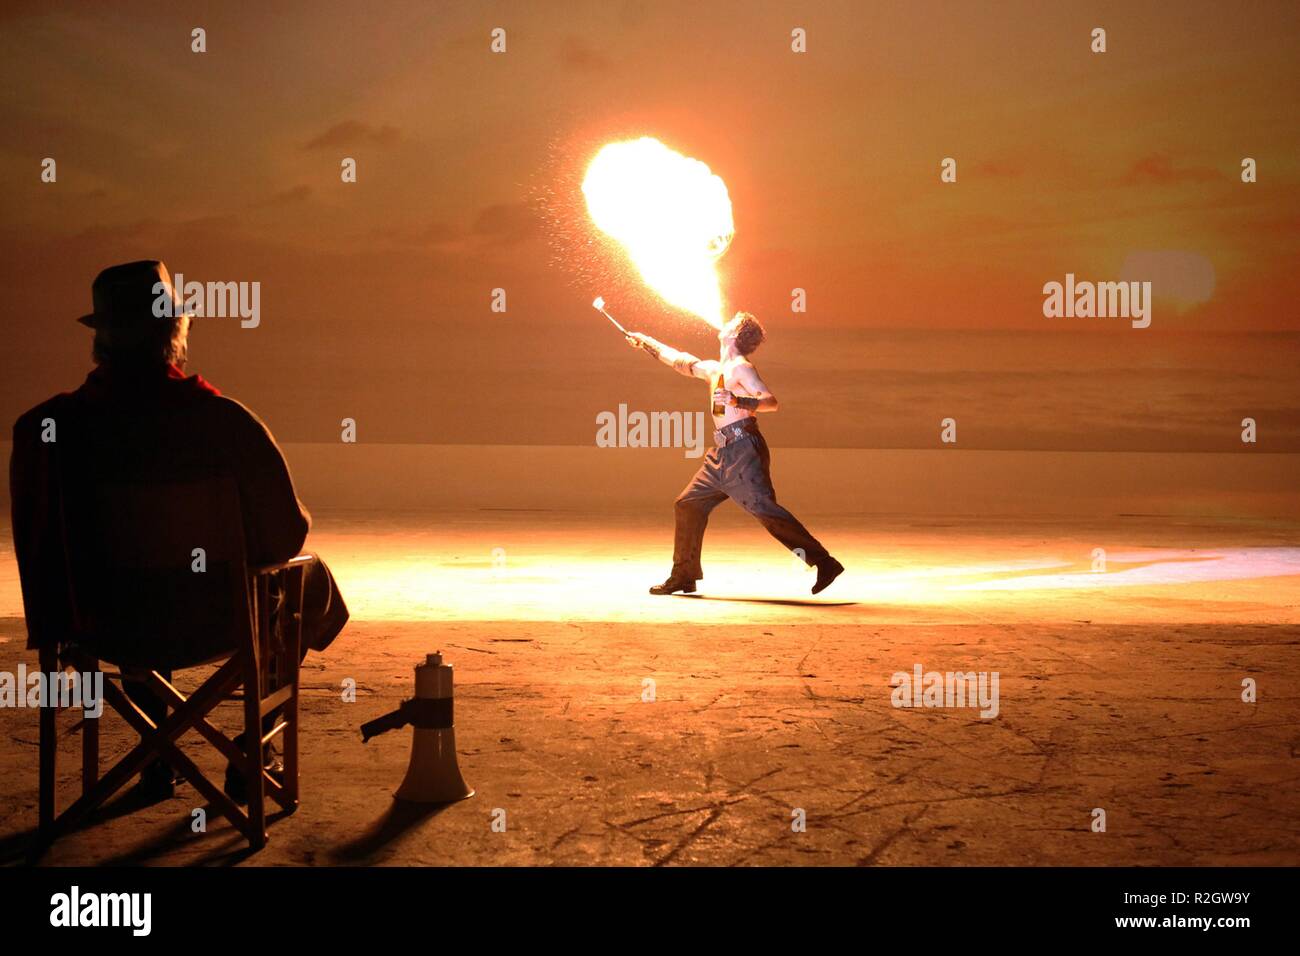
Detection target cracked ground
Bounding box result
[2,511,1298,865]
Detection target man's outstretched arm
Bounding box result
[625,332,719,380]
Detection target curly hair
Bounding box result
[732,312,766,356]
[92,313,190,369]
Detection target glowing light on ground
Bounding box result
[948,548,1300,590]
[582,137,734,328]
[290,518,1300,627]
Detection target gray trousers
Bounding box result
[671,428,830,580]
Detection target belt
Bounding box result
[713,419,759,447]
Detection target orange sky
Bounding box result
[1,0,1297,447]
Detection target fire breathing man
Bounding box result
[625,311,844,596]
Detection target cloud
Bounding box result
[303,121,401,151]
[969,159,1023,178]
[251,184,312,208]
[1122,154,1224,186]
[382,220,457,247]
[559,35,615,73]
[1251,214,1300,238]
[0,0,54,24]
[380,205,536,251]
[472,202,538,244]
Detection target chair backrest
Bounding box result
[59,476,255,669]
[82,477,248,571]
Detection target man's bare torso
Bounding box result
[701,355,759,428]
[626,322,777,426]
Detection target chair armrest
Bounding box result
[251,553,315,577]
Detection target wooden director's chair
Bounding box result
[34,477,310,853]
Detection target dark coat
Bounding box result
[10,363,312,666]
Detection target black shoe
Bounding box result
[224,749,285,806]
[812,558,844,595]
[649,576,697,595]
[132,760,178,803]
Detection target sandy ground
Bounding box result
[1,509,1298,866]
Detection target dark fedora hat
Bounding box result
[77,259,193,329]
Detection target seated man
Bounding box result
[10,259,348,802]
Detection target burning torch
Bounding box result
[592,296,629,336]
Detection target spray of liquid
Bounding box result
[582,137,734,329]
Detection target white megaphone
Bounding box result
[361,652,474,804]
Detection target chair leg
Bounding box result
[282,689,300,808]
[244,577,268,849]
[38,649,57,836]
[81,658,99,797]
[49,656,241,845]
[39,646,274,852]
[282,564,304,808]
